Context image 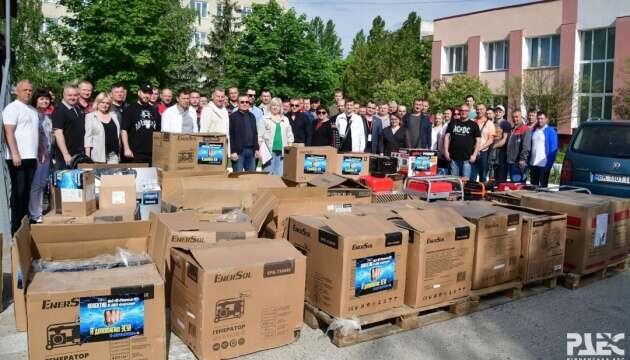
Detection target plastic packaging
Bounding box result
[33,247,152,273]
[215,209,252,224]
[325,317,361,337]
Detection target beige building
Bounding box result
[41,0,288,47]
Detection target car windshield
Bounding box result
[572,125,630,158]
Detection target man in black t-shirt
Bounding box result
[52,84,85,169]
[121,83,161,164]
[443,104,481,180]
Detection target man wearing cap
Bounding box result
[121,83,161,164]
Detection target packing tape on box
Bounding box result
[325,317,361,337]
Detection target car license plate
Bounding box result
[592,173,630,185]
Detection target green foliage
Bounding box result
[54,0,197,93]
[6,0,62,91]
[613,59,630,119]
[342,12,432,103]
[373,79,427,108]
[225,0,336,100]
[310,17,342,60]
[428,75,493,113]
[204,0,240,87]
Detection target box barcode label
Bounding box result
[457,271,466,282]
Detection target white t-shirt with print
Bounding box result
[3,100,39,160]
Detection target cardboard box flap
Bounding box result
[438,202,497,219]
[394,208,471,232]
[154,211,254,232]
[228,173,287,188]
[101,174,136,188]
[492,203,567,219]
[182,238,304,270]
[321,215,400,238]
[521,191,609,207]
[27,263,162,295]
[30,221,151,260]
[308,174,349,188]
[14,217,33,291]
[248,189,280,233]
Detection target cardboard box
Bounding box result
[42,213,95,224]
[521,192,613,275]
[153,132,228,171]
[248,187,357,239]
[11,242,26,331]
[135,167,162,220]
[99,175,137,211]
[387,208,475,308]
[283,145,338,183]
[54,169,97,216]
[407,149,438,177]
[149,211,258,279]
[307,173,372,203]
[170,239,305,360]
[485,190,532,205]
[336,152,370,179]
[14,219,166,360]
[494,204,567,283]
[287,214,408,318]
[93,208,137,222]
[435,202,522,290]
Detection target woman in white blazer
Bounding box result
[84,92,121,163]
[260,97,294,175]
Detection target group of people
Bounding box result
[2,79,558,234]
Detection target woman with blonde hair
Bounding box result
[260,97,294,175]
[431,113,444,151]
[85,92,121,163]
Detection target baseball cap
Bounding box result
[495,105,505,112]
[139,83,152,93]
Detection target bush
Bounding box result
[428,75,493,113]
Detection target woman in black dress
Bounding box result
[311,106,335,146]
[380,113,409,156]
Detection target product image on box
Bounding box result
[304,155,327,174]
[46,321,80,350]
[56,170,93,202]
[215,296,245,322]
[79,294,145,343]
[198,142,225,166]
[341,156,364,176]
[355,252,396,296]
[408,150,438,177]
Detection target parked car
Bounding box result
[560,120,630,197]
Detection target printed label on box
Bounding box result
[61,188,83,203]
[79,294,144,343]
[304,154,327,174]
[112,191,126,205]
[142,191,160,205]
[411,156,432,171]
[198,143,224,165]
[342,156,363,175]
[594,213,608,248]
[354,252,396,297]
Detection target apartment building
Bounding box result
[431,0,630,135]
[42,0,288,48]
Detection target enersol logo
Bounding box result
[42,298,80,310]
[292,224,311,238]
[427,236,445,244]
[46,352,90,360]
[352,243,373,250]
[214,271,252,283]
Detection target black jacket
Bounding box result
[229,110,259,155]
[311,119,334,146]
[381,126,410,156]
[287,112,312,145]
[51,102,86,159]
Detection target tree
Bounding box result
[310,18,342,60]
[225,1,336,100]
[54,0,197,93]
[7,0,62,90]
[613,59,630,119]
[204,0,240,87]
[373,79,427,108]
[342,30,373,103]
[429,75,493,113]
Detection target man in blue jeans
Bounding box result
[506,109,531,183]
[229,94,260,172]
[443,105,481,180]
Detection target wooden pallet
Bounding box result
[520,275,561,299]
[562,257,629,290]
[304,297,472,347]
[469,281,523,312]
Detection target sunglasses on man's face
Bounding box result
[317,111,327,115]
[239,101,249,104]
[291,104,300,107]
[247,94,255,97]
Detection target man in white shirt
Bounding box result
[200,87,230,151]
[336,99,366,152]
[259,89,272,115]
[160,89,198,133]
[3,79,42,233]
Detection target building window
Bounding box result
[217,4,225,16]
[445,45,468,74]
[527,34,560,68]
[191,1,208,19]
[578,27,615,122]
[484,40,509,71]
[194,31,207,47]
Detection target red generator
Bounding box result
[404,176,464,201]
[360,175,394,193]
[496,182,529,192]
